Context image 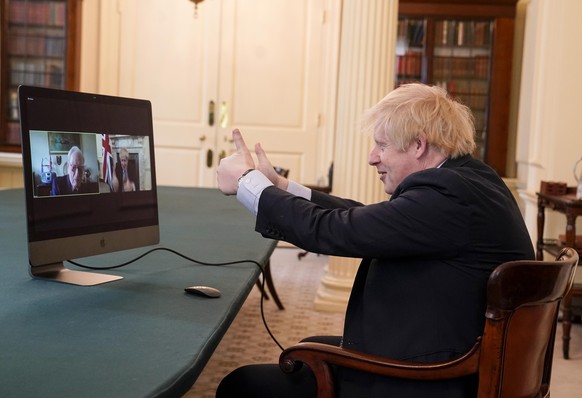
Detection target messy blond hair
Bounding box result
[361,83,476,158]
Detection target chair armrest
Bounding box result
[279,339,481,380]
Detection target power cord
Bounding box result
[67,246,285,351]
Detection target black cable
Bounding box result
[67,246,285,351]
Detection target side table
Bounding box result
[537,188,582,359]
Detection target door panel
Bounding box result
[118,0,220,187]
[230,2,307,126]
[118,0,326,187]
[216,0,324,185]
[155,147,201,187]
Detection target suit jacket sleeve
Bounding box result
[255,170,473,260]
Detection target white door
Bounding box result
[117,0,220,187]
[117,0,332,187]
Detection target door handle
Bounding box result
[220,101,228,128]
[208,101,215,126]
[206,149,213,168]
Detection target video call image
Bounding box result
[29,130,153,198]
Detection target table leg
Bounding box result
[255,279,270,300]
[562,291,573,359]
[255,260,285,310]
[264,260,285,310]
[536,199,545,260]
[562,212,578,359]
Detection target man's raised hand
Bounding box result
[255,143,288,190]
[216,129,255,195]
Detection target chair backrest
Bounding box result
[478,247,578,398]
[279,249,578,398]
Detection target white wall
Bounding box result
[516,0,582,247]
[1,0,582,253]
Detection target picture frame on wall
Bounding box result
[48,132,80,154]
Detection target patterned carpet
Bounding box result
[183,247,582,398]
[184,248,344,398]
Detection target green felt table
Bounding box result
[0,186,276,397]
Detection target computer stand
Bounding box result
[30,262,123,286]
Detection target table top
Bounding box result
[537,189,582,208]
[0,186,276,398]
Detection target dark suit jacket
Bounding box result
[51,175,98,196]
[255,155,534,398]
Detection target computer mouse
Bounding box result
[184,285,221,298]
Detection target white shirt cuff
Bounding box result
[236,172,312,216]
[237,170,273,215]
[287,180,312,200]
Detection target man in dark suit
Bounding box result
[216,83,535,398]
[51,146,96,196]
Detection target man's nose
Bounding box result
[368,148,379,165]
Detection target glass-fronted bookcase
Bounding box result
[395,0,517,177]
[0,0,81,152]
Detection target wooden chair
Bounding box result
[279,248,579,398]
[559,281,582,358]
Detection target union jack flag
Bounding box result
[101,134,113,189]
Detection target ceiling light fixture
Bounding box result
[189,0,204,17]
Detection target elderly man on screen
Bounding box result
[51,146,93,196]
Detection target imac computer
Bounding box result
[18,85,160,286]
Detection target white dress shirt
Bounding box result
[237,170,311,215]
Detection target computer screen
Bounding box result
[18,85,160,285]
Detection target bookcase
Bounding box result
[396,0,518,176]
[0,0,81,152]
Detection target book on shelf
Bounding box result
[8,1,27,23]
[6,122,21,145]
[434,20,456,47]
[9,58,64,88]
[398,18,425,47]
[50,2,66,26]
[473,55,490,79]
[434,20,492,48]
[46,36,67,57]
[8,1,66,27]
[46,60,65,88]
[9,90,19,120]
[433,55,490,80]
[473,22,491,47]
[7,28,66,58]
[396,51,422,78]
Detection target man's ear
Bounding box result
[414,134,429,159]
